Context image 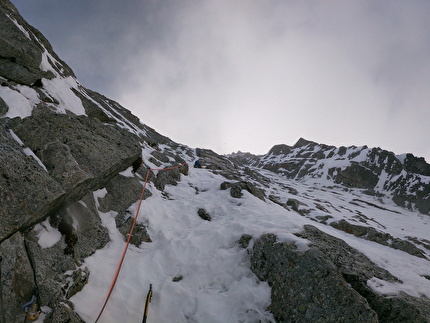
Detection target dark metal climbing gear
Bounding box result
[142,284,153,323]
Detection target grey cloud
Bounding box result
[11,0,430,160]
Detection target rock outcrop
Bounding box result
[0,1,59,85]
[250,226,430,322]
[2,112,141,242]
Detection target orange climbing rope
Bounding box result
[95,163,187,323]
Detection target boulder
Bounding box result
[296,225,430,322]
[116,212,152,247]
[154,164,188,191]
[220,181,266,201]
[251,225,430,322]
[250,232,378,322]
[197,208,211,221]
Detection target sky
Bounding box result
[10,0,430,160]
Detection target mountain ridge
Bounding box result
[228,137,430,215]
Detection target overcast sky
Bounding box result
[10,0,430,161]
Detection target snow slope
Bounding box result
[44,162,430,323]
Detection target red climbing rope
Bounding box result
[95,163,187,323]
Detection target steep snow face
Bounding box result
[0,86,35,118]
[67,161,430,323]
[0,72,86,118]
[39,74,86,116]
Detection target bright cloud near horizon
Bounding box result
[11,0,430,161]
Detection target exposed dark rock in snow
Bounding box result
[238,234,253,248]
[97,172,153,214]
[197,208,211,221]
[286,198,309,215]
[331,219,426,258]
[116,212,152,247]
[154,163,188,191]
[196,148,238,179]
[251,226,430,322]
[220,181,266,201]
[0,96,7,116]
[250,231,379,322]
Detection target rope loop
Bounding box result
[95,163,187,322]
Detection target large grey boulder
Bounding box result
[97,172,153,247]
[196,148,238,179]
[9,113,141,190]
[154,163,189,191]
[250,232,378,322]
[250,225,430,322]
[220,180,266,201]
[296,225,430,322]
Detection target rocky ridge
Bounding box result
[229,138,430,214]
[1,1,430,322]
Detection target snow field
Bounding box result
[71,169,298,322]
[67,164,430,322]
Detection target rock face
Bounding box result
[0,2,191,321]
[2,112,141,242]
[0,1,57,85]
[0,119,65,241]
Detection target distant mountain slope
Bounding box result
[228,138,430,214]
